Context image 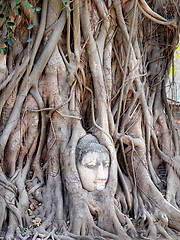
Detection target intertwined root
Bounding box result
[0,0,180,239]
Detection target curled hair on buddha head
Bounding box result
[76,134,110,164]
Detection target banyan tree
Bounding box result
[0,0,180,239]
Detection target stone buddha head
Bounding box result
[76,134,110,191]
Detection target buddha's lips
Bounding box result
[94,181,106,184]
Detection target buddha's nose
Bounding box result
[97,164,106,180]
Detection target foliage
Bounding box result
[0,0,41,54]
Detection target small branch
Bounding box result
[24,107,53,113]
[112,43,124,75]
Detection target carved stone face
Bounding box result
[77,151,110,191]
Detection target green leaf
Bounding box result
[27,3,33,9]
[7,27,13,33]
[35,7,41,11]
[23,2,33,9]
[31,8,35,12]
[27,24,34,30]
[0,14,4,18]
[7,32,11,38]
[3,38,8,43]
[3,47,8,55]
[9,45,13,52]
[11,38,16,43]
[13,6,19,15]
[15,0,22,4]
[7,22,15,26]
[63,0,68,2]
[21,227,26,233]
[8,39,14,46]
[18,7,21,15]
[27,38,32,42]
[0,47,4,53]
[5,3,10,10]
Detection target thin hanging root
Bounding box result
[48,80,77,119]
[29,86,47,176]
[82,36,90,51]
[78,66,87,101]
[112,43,124,76]
[56,110,81,120]
[117,165,132,209]
[79,67,86,89]
[73,0,81,61]
[75,72,83,99]
[47,117,57,153]
[85,86,113,143]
